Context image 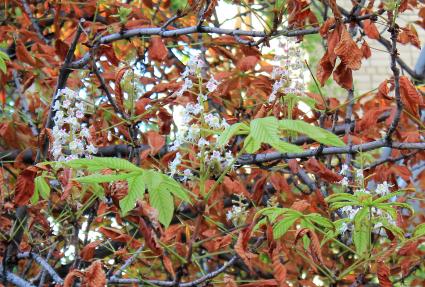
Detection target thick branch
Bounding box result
[68,12,381,69]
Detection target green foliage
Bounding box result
[221,116,345,154]
[279,119,345,147]
[66,157,191,227]
[325,190,410,257]
[256,207,333,239]
[31,176,51,204]
[0,50,10,74]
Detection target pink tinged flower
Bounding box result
[63,99,72,108]
[75,110,84,119]
[86,144,98,154]
[206,76,219,92]
[198,138,209,147]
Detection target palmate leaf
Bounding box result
[270,140,304,153]
[149,187,174,227]
[279,119,345,147]
[273,213,299,239]
[119,175,145,216]
[218,122,249,147]
[66,157,141,172]
[243,134,262,153]
[414,223,425,238]
[31,176,51,204]
[75,172,139,183]
[353,208,370,257]
[326,193,359,203]
[250,117,279,144]
[305,213,334,229]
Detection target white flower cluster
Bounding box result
[226,195,248,226]
[175,54,205,97]
[338,180,396,235]
[269,39,306,103]
[51,88,97,161]
[168,54,232,180]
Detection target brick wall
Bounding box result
[353,9,424,92]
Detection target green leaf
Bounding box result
[0,51,10,60]
[0,59,6,74]
[372,191,403,204]
[66,157,141,172]
[328,202,359,211]
[378,219,405,240]
[157,173,191,203]
[353,208,370,257]
[149,187,174,227]
[273,214,299,239]
[75,172,139,183]
[414,223,425,238]
[250,117,279,144]
[269,140,304,153]
[119,175,145,216]
[35,176,50,200]
[326,193,359,203]
[218,122,249,147]
[243,134,261,153]
[306,213,334,229]
[279,119,345,147]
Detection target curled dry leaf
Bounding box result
[361,41,372,59]
[14,166,38,206]
[294,228,324,266]
[80,240,103,261]
[272,246,288,287]
[333,62,353,90]
[83,260,106,287]
[398,25,421,48]
[399,76,424,117]
[317,52,334,86]
[64,269,84,287]
[148,36,168,62]
[377,260,392,287]
[363,19,380,40]
[334,27,363,70]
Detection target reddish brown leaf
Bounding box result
[333,62,353,90]
[319,17,336,37]
[80,240,102,261]
[398,25,420,48]
[377,261,393,287]
[114,66,128,114]
[139,217,163,255]
[83,260,106,287]
[294,228,324,265]
[145,131,165,155]
[148,36,168,61]
[162,255,175,278]
[55,39,69,61]
[290,200,310,212]
[237,56,259,71]
[363,19,380,40]
[334,27,363,70]
[240,279,278,287]
[63,270,84,287]
[235,227,256,272]
[223,275,238,287]
[14,166,37,206]
[317,51,334,86]
[361,40,372,59]
[272,247,288,287]
[399,76,423,117]
[16,40,37,66]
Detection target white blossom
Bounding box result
[376,181,393,196]
[169,152,182,176]
[198,138,209,147]
[50,88,97,161]
[206,76,219,92]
